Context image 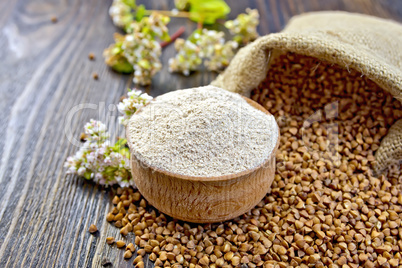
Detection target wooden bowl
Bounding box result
[127,97,280,223]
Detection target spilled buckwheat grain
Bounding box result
[106,52,402,268]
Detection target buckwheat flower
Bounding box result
[104,12,170,85]
[64,120,132,187]
[144,12,170,40]
[169,29,237,74]
[224,8,260,44]
[104,32,162,85]
[198,30,226,58]
[95,173,103,181]
[119,181,131,188]
[116,176,123,183]
[77,167,86,176]
[109,0,134,30]
[168,38,202,75]
[118,89,153,126]
[84,119,109,142]
[205,40,238,71]
[103,35,134,74]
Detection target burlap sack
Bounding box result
[211,11,402,174]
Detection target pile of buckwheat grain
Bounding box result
[105,52,402,268]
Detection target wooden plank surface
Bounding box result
[0,0,401,267]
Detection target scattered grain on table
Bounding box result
[88,224,97,233]
[123,250,133,259]
[88,53,95,61]
[116,240,126,248]
[106,237,115,245]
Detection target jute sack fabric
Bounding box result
[211,11,402,174]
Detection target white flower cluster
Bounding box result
[168,29,238,75]
[198,30,238,71]
[122,33,162,85]
[64,120,133,187]
[109,0,134,30]
[143,12,170,39]
[117,89,153,125]
[224,8,260,44]
[104,12,170,85]
[168,38,201,76]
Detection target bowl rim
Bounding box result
[126,93,280,182]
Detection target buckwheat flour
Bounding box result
[127,86,278,177]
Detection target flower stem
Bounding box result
[145,10,191,18]
[197,20,203,29]
[160,26,186,48]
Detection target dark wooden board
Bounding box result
[0,0,401,267]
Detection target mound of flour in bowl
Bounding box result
[127,86,278,177]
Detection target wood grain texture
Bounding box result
[0,0,401,267]
[127,97,279,223]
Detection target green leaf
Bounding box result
[188,0,230,24]
[111,57,134,74]
[83,171,92,180]
[121,148,130,159]
[122,0,136,9]
[175,0,190,11]
[104,166,117,175]
[135,4,146,22]
[114,138,128,152]
[233,35,243,44]
[116,138,127,147]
